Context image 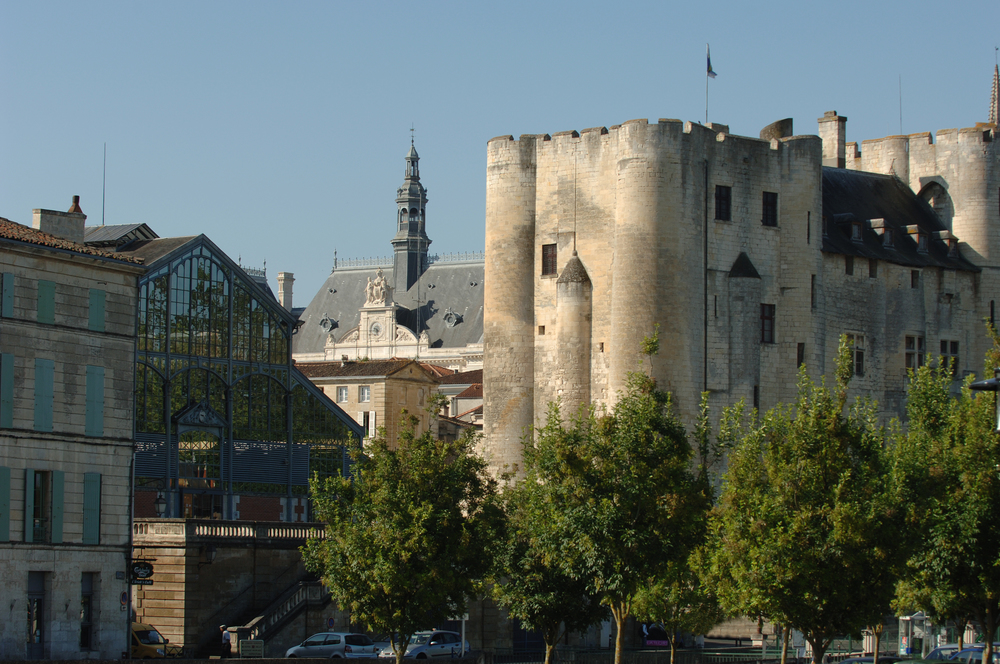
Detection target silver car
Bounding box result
[378,631,469,659]
[286,632,378,658]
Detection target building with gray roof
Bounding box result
[293,143,484,371]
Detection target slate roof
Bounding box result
[85,223,159,249]
[115,236,200,265]
[293,259,484,355]
[0,217,145,264]
[295,358,431,379]
[821,168,979,271]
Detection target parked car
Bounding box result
[929,646,963,660]
[372,633,400,653]
[286,632,379,658]
[838,657,902,664]
[131,622,183,659]
[949,647,1000,664]
[378,631,470,659]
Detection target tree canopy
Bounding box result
[894,338,1000,664]
[702,339,902,664]
[491,413,609,664]
[303,415,502,664]
[528,372,708,664]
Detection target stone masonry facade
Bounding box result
[0,208,144,659]
[483,112,999,476]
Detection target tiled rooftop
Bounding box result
[0,217,145,264]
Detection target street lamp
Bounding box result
[154,492,167,518]
[968,367,1000,433]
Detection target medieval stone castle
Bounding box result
[482,67,1000,474]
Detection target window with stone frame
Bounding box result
[940,340,959,377]
[541,244,557,276]
[760,304,775,343]
[846,333,865,377]
[358,385,371,403]
[845,255,854,276]
[869,258,878,278]
[761,191,778,227]
[715,185,732,221]
[906,335,925,371]
[336,386,348,403]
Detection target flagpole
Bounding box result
[706,74,709,125]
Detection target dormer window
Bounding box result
[906,225,927,253]
[851,222,863,242]
[883,229,894,247]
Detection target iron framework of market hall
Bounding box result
[115,232,363,521]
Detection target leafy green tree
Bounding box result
[893,336,1000,664]
[633,556,725,664]
[530,372,708,664]
[634,394,726,664]
[703,338,902,664]
[303,414,503,664]
[491,412,609,664]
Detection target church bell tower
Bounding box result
[392,139,431,294]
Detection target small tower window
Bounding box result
[541,244,557,276]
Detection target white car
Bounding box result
[378,631,469,659]
[286,632,379,658]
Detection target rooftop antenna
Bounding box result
[899,75,903,135]
[101,143,106,226]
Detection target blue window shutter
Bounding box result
[88,289,106,332]
[34,359,54,432]
[50,470,64,544]
[23,468,34,543]
[1,273,13,317]
[0,466,10,542]
[82,472,101,544]
[37,280,55,324]
[1,353,13,428]
[85,366,105,437]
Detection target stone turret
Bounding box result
[555,251,592,420]
[392,141,431,294]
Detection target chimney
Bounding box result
[817,111,848,168]
[277,272,294,310]
[33,195,87,244]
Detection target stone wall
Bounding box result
[484,116,999,474]
[0,240,142,660]
[131,520,325,657]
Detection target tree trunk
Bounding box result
[873,623,882,664]
[545,643,556,664]
[808,636,829,664]
[780,625,789,664]
[983,601,997,664]
[611,602,628,664]
[958,618,966,651]
[670,636,676,664]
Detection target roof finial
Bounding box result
[410,123,415,146]
[989,54,999,125]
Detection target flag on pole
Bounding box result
[707,44,717,78]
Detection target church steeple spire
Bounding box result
[392,137,431,294]
[989,63,999,126]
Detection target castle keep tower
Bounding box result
[392,141,431,294]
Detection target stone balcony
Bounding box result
[133,518,327,547]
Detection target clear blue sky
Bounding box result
[2,1,996,301]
